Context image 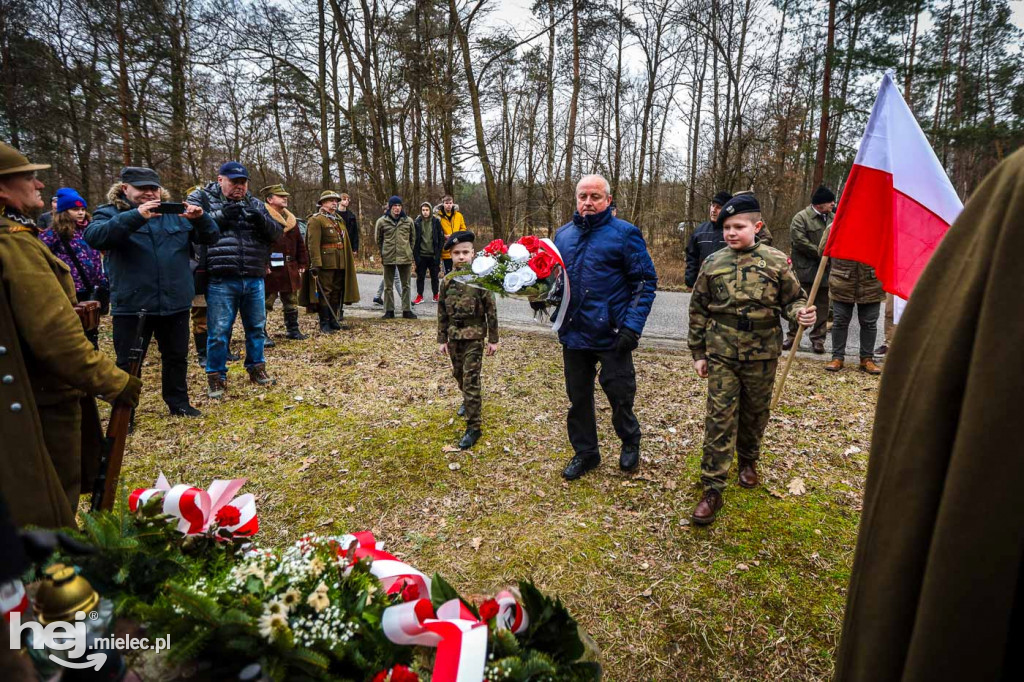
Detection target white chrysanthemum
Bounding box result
[257,612,289,641]
[471,255,497,276]
[507,243,530,262]
[265,598,289,615]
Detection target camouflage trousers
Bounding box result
[449,338,484,429]
[700,355,779,492]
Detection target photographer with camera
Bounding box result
[85,167,217,419]
[187,162,282,398]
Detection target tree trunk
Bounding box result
[317,0,332,187]
[562,0,581,222]
[812,0,837,189]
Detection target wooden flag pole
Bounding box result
[771,255,830,410]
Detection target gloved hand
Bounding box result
[309,267,320,277]
[116,374,143,407]
[615,327,640,353]
[222,203,245,221]
[243,207,267,232]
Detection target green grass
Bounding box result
[109,312,877,680]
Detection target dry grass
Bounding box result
[106,311,877,681]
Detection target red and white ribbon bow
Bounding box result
[493,590,529,634]
[128,474,258,537]
[382,598,488,682]
[337,531,431,600]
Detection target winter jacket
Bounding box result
[553,207,658,350]
[435,205,466,259]
[819,225,885,304]
[789,205,832,285]
[375,212,415,265]
[684,220,726,288]
[85,184,219,315]
[39,222,108,294]
[186,182,281,278]
[339,208,360,253]
[414,214,444,261]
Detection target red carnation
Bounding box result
[478,598,499,621]
[527,251,557,279]
[483,239,508,255]
[215,505,241,527]
[517,235,541,253]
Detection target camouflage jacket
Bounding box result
[437,278,499,344]
[688,242,807,361]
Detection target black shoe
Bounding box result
[782,337,794,351]
[194,332,208,367]
[373,296,384,306]
[264,335,276,348]
[169,404,202,418]
[227,350,241,362]
[459,428,482,450]
[382,311,395,319]
[457,403,466,417]
[329,311,347,330]
[562,453,600,481]
[619,443,640,472]
[403,310,418,319]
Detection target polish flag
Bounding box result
[824,71,963,301]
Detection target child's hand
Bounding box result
[438,343,448,356]
[694,359,708,378]
[797,305,817,327]
[486,342,499,356]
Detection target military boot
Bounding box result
[691,489,723,526]
[194,332,208,368]
[318,308,335,334]
[247,363,275,386]
[285,310,308,340]
[459,428,482,450]
[457,403,466,417]
[329,305,348,331]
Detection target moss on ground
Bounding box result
[110,313,877,680]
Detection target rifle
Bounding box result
[91,311,147,512]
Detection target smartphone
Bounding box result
[154,202,186,214]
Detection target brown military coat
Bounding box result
[819,225,885,304]
[264,205,308,294]
[0,214,128,527]
[300,210,359,308]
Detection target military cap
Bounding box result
[120,166,161,188]
[261,183,290,198]
[444,230,475,251]
[317,190,342,205]
[717,194,760,229]
[711,190,733,206]
[811,185,836,204]
[0,142,50,177]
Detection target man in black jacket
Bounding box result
[187,162,282,398]
[338,192,360,254]
[413,201,443,304]
[683,190,732,288]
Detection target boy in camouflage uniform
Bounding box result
[688,195,817,526]
[437,231,499,450]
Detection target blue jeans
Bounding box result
[206,276,267,375]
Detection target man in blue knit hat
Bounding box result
[374,195,416,319]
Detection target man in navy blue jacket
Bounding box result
[554,175,658,481]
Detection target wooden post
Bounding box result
[771,255,830,410]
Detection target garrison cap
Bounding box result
[717,194,760,229]
[444,230,475,251]
[261,183,289,198]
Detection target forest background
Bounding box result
[2,0,1021,285]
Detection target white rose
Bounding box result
[507,243,531,262]
[517,267,537,288]
[471,255,497,276]
[503,270,525,293]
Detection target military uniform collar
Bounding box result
[1,205,37,231]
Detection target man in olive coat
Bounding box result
[784,186,834,353]
[0,142,140,527]
[375,195,416,319]
[304,190,359,332]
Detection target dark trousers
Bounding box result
[562,346,641,459]
[831,300,881,359]
[443,258,453,274]
[112,310,190,410]
[786,283,829,343]
[415,255,440,296]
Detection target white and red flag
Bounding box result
[824,71,963,301]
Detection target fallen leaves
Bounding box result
[787,477,807,496]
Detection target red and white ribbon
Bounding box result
[539,238,570,332]
[1,580,29,622]
[382,598,488,682]
[493,590,529,634]
[128,474,258,538]
[337,531,431,600]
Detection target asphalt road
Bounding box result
[346,273,883,360]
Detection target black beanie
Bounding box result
[811,186,836,205]
[712,191,733,206]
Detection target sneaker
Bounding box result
[247,363,276,386]
[170,404,202,418]
[207,373,227,400]
[432,293,439,303]
[413,295,424,305]
[373,296,384,306]
[403,310,418,319]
